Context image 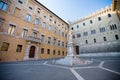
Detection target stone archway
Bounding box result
[29,46,35,58]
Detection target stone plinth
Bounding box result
[55,54,92,66]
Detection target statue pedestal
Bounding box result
[55,54,92,66]
[55,42,92,66]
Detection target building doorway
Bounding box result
[29,46,35,58]
[76,46,79,55]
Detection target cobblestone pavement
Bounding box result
[0,57,120,80]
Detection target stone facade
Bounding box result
[0,0,68,62]
[70,5,120,54]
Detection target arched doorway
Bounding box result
[76,46,79,55]
[29,46,35,58]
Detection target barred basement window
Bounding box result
[53,50,55,55]
[1,42,9,51]
[16,45,22,52]
[62,51,64,56]
[58,51,60,55]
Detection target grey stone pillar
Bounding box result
[24,42,31,60]
[34,43,39,59]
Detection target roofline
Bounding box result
[34,0,68,25]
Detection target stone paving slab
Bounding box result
[0,64,77,80]
[75,67,120,80]
[103,60,120,73]
[0,57,120,80]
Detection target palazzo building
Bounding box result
[69,0,120,54]
[0,0,69,62]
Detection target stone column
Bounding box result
[67,42,74,56]
[24,42,31,60]
[34,43,39,59]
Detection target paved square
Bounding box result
[0,57,120,80]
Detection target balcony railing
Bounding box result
[23,36,41,43]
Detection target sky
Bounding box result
[37,0,112,21]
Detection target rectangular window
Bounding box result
[53,50,55,55]
[62,51,64,56]
[77,34,81,38]
[33,32,37,38]
[58,40,60,46]
[48,37,51,44]
[41,35,45,42]
[48,25,52,31]
[53,38,56,45]
[54,27,57,33]
[90,20,93,24]
[91,30,96,34]
[0,1,8,11]
[0,18,4,27]
[8,24,16,35]
[42,22,46,28]
[1,42,9,51]
[103,37,107,41]
[115,35,119,40]
[62,42,64,47]
[41,48,44,54]
[73,35,75,39]
[108,14,111,18]
[62,32,64,37]
[100,27,106,32]
[35,18,40,25]
[86,40,88,44]
[47,49,50,54]
[14,7,21,16]
[16,45,22,52]
[83,32,88,36]
[25,14,31,21]
[58,51,60,55]
[77,25,79,28]
[94,38,96,43]
[83,23,85,26]
[22,29,28,37]
[98,17,101,21]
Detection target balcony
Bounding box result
[24,36,41,43]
